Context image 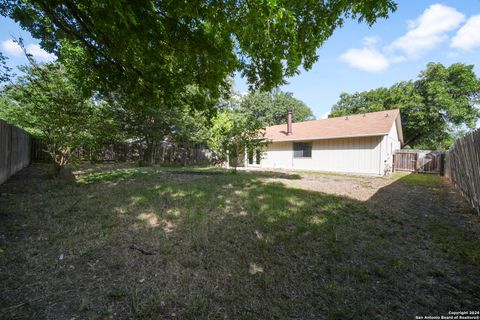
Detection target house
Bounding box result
[245,109,403,175]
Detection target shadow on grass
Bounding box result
[0,164,479,319]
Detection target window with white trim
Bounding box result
[293,142,312,158]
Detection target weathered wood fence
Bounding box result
[394,150,444,175]
[31,140,215,165]
[444,128,480,214]
[1,119,215,184]
[0,119,31,184]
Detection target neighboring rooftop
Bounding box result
[264,109,401,142]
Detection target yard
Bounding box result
[1,164,479,319]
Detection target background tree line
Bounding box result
[330,62,480,150]
[1,52,479,174]
[0,0,478,175]
[0,0,396,174]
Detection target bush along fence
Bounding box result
[444,128,480,214]
[0,119,31,184]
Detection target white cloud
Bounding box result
[339,47,389,73]
[25,44,56,61]
[1,39,22,56]
[388,4,465,58]
[362,36,379,47]
[1,39,56,61]
[451,15,480,51]
[339,4,470,73]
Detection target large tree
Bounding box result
[107,83,218,166]
[330,63,480,149]
[0,1,396,94]
[240,90,315,126]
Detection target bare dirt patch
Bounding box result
[263,171,392,201]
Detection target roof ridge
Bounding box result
[265,109,399,129]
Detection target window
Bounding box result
[293,142,312,158]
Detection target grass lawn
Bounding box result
[1,163,479,319]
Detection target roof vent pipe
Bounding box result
[287,110,293,135]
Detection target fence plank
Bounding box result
[0,119,31,184]
[445,128,480,214]
[394,150,443,175]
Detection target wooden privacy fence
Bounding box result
[1,119,215,184]
[30,139,215,166]
[393,151,417,172]
[0,119,31,184]
[31,138,50,161]
[394,150,444,175]
[444,128,480,214]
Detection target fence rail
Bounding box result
[445,129,480,214]
[0,119,31,184]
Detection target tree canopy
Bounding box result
[330,63,480,149]
[0,0,397,95]
[239,90,315,126]
[0,52,11,83]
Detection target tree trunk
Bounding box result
[183,143,190,167]
[160,145,165,164]
[232,144,239,173]
[141,139,157,166]
[53,162,67,177]
[142,145,155,166]
[51,150,70,178]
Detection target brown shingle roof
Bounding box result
[264,109,400,142]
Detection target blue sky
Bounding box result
[1,1,480,121]
[231,1,479,119]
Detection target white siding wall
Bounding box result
[382,122,402,170]
[260,141,294,169]
[257,136,384,175]
[388,122,401,152]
